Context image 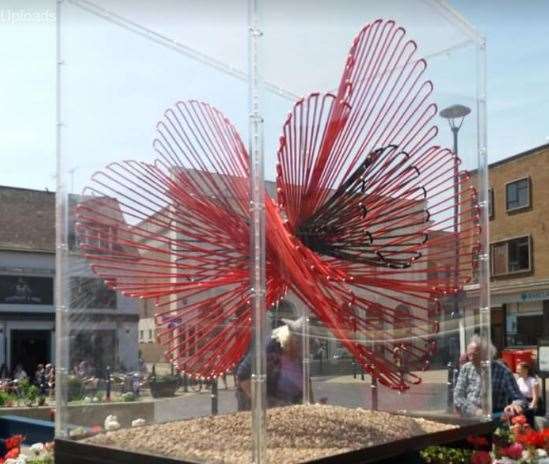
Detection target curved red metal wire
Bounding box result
[75,19,480,390]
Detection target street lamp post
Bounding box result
[440,104,471,157]
[439,104,471,361]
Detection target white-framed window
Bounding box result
[506,177,530,212]
[491,236,532,276]
[76,224,117,252]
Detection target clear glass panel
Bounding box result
[57,1,255,462]
[56,0,489,463]
[257,0,489,462]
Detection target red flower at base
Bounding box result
[471,450,491,464]
[0,434,24,463]
[90,425,103,434]
[516,429,546,448]
[467,435,490,448]
[4,447,20,459]
[501,442,523,459]
[3,435,23,451]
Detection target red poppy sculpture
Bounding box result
[75,19,480,390]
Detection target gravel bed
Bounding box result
[83,404,456,463]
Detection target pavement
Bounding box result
[152,369,549,423]
[325,369,447,384]
[43,367,546,426]
[153,372,450,423]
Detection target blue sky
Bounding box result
[0,0,548,192]
[453,0,549,156]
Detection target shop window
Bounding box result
[71,277,117,309]
[491,236,532,276]
[435,265,452,286]
[471,245,481,282]
[506,178,530,212]
[488,188,494,219]
[393,304,412,343]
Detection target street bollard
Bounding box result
[211,378,218,415]
[394,347,404,389]
[106,365,111,401]
[447,361,454,413]
[371,375,378,410]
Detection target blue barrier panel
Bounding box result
[0,415,55,444]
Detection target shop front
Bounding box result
[492,288,549,351]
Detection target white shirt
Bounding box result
[517,376,538,399]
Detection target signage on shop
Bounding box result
[492,289,549,305]
[520,290,549,302]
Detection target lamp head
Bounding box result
[439,104,471,131]
[439,104,471,120]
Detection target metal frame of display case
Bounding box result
[56,1,491,463]
[55,416,495,464]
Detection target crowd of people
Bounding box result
[0,362,56,396]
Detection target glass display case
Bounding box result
[55,1,491,462]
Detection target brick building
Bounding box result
[0,186,139,377]
[0,187,55,376]
[465,144,549,352]
[486,144,549,351]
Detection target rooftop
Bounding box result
[488,142,549,170]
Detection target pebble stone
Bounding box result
[83,404,456,463]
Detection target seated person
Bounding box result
[515,361,542,416]
[13,364,27,381]
[454,335,527,419]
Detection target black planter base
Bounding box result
[149,381,179,398]
[55,415,494,464]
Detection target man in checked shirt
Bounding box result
[454,335,527,420]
